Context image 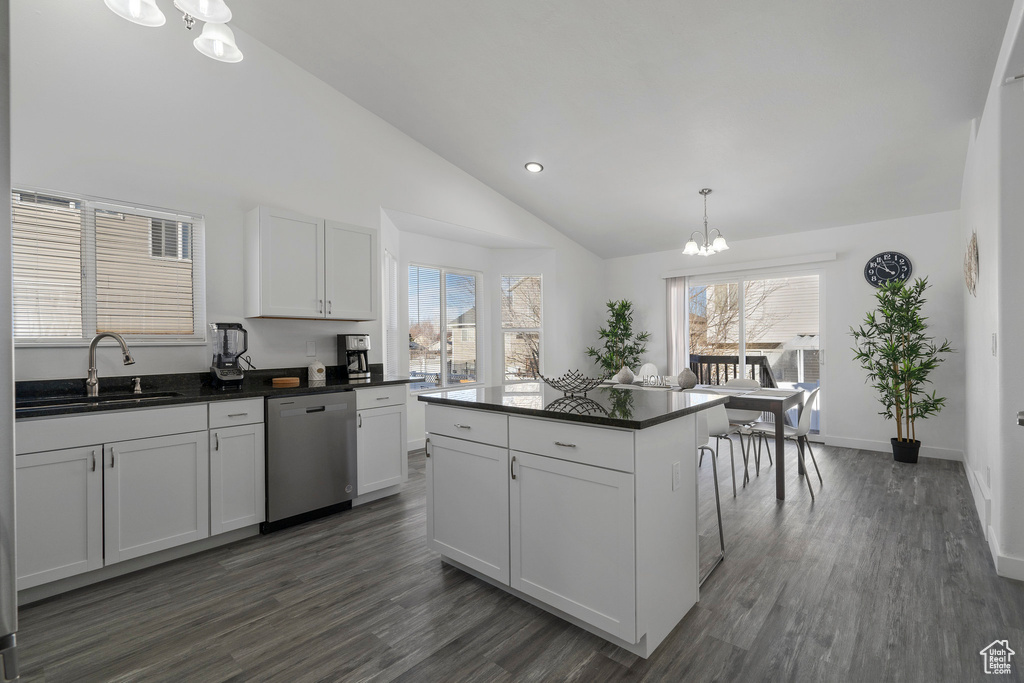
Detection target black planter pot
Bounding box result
[891,438,921,463]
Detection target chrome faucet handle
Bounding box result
[133,377,142,395]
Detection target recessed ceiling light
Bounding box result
[525,162,544,173]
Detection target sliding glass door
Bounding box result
[686,272,821,432]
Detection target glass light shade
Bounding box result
[175,0,233,24]
[682,240,699,255]
[194,22,243,63]
[104,0,166,27]
[712,236,729,251]
[698,245,709,257]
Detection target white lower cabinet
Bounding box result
[15,446,103,590]
[356,405,407,495]
[426,433,510,583]
[104,432,210,564]
[210,423,266,535]
[509,451,636,642]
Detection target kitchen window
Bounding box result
[501,275,542,383]
[11,189,206,344]
[408,264,479,390]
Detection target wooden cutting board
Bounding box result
[271,377,301,388]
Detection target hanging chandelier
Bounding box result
[104,0,243,63]
[682,188,729,256]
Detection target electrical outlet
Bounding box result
[672,461,681,491]
[306,341,316,357]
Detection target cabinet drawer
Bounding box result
[356,385,406,409]
[209,398,265,428]
[426,405,508,447]
[509,417,634,473]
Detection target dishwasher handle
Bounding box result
[277,402,350,418]
[305,406,326,413]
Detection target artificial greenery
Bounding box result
[586,300,651,378]
[851,278,953,443]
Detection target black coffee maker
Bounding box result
[339,334,371,383]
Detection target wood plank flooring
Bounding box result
[16,442,1024,682]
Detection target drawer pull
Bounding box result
[91,449,96,472]
[554,441,577,448]
[511,455,517,480]
[376,396,390,401]
[454,424,471,430]
[227,412,248,418]
[215,433,220,451]
[425,437,431,458]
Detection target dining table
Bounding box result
[688,384,806,500]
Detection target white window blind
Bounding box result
[501,275,541,382]
[408,264,478,390]
[384,250,398,378]
[11,189,206,344]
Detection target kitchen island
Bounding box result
[418,384,727,658]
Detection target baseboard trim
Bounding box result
[823,435,962,461]
[988,527,1024,581]
[967,467,992,535]
[408,437,425,452]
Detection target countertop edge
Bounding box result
[417,392,728,429]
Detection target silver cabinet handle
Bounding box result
[511,455,517,480]
[554,441,577,448]
[215,433,220,451]
[454,424,471,430]
[319,299,324,314]
[91,449,96,472]
[425,437,431,458]
[358,413,362,428]
[228,412,248,418]
[328,300,332,315]
[376,396,390,401]
[109,449,115,468]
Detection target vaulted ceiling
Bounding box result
[232,1,1012,258]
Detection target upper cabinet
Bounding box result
[244,206,378,321]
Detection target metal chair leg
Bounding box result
[803,436,823,484]
[699,440,726,588]
[739,432,750,486]
[796,437,815,502]
[725,436,736,497]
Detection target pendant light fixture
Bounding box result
[682,188,729,256]
[105,0,243,62]
[104,0,166,27]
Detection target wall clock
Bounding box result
[964,231,978,297]
[864,252,912,288]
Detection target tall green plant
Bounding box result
[850,278,953,443]
[586,300,651,378]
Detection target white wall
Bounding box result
[961,0,1024,580]
[9,2,602,381]
[605,210,966,461]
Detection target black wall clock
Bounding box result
[864,252,912,288]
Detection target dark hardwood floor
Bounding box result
[17,441,1024,682]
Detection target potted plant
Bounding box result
[586,300,651,379]
[851,277,953,463]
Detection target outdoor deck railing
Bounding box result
[688,354,778,388]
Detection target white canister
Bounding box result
[308,360,326,387]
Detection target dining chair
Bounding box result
[698,403,745,496]
[636,362,661,382]
[748,387,821,501]
[723,378,765,478]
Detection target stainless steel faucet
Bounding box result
[86,332,135,397]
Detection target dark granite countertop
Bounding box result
[16,365,412,419]
[417,383,728,430]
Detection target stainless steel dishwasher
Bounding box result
[262,391,357,533]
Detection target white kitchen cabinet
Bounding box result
[357,404,406,495]
[426,433,510,583]
[244,206,378,321]
[210,423,265,535]
[15,446,103,590]
[244,206,325,319]
[104,432,210,564]
[509,451,636,642]
[325,220,378,320]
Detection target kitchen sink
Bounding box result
[15,391,182,414]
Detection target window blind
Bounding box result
[11,189,206,343]
[409,265,442,389]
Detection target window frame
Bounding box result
[500,273,543,385]
[12,187,207,347]
[408,262,482,393]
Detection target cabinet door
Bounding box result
[510,451,636,642]
[426,434,509,584]
[104,432,210,564]
[15,447,103,590]
[324,220,378,321]
[357,405,406,495]
[210,424,265,535]
[259,207,325,318]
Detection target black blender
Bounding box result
[209,322,248,389]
